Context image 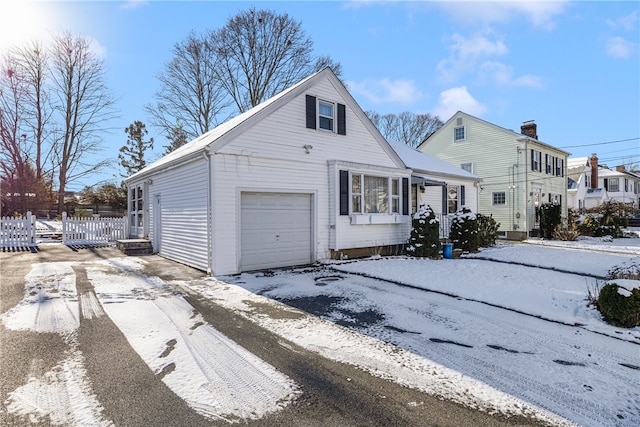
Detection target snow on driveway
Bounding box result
[86,260,299,421]
[1,257,299,425]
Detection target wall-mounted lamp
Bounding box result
[303,144,313,154]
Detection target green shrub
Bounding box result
[406,205,441,258]
[597,283,640,328]
[579,202,625,237]
[538,203,562,239]
[73,208,94,218]
[477,213,499,247]
[449,207,479,252]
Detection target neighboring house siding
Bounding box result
[144,158,209,271]
[421,112,568,234]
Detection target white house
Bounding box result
[124,68,412,274]
[419,111,570,239]
[567,154,607,210]
[568,153,640,210]
[388,141,481,216]
[599,165,640,208]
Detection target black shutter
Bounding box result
[306,95,316,129]
[460,185,465,207]
[337,103,346,135]
[402,178,409,215]
[604,179,609,191]
[339,170,349,215]
[442,186,448,214]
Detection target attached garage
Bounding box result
[240,192,313,272]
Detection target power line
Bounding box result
[558,137,640,149]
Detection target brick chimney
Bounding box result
[616,165,626,172]
[590,154,598,189]
[521,120,538,139]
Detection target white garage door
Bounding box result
[241,192,312,272]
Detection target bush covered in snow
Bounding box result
[476,213,499,247]
[596,283,640,328]
[449,207,479,252]
[406,205,441,258]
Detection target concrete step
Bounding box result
[116,239,153,255]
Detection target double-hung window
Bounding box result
[531,150,541,172]
[318,100,334,131]
[545,154,553,174]
[454,126,465,142]
[391,178,400,214]
[555,157,564,177]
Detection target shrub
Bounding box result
[553,223,580,241]
[449,207,479,252]
[538,203,562,239]
[406,205,441,258]
[597,283,640,328]
[477,213,499,247]
[579,202,625,237]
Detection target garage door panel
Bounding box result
[241,193,312,272]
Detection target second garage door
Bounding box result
[240,192,312,272]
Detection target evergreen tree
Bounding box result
[119,121,154,177]
[406,205,441,258]
[449,207,479,252]
[164,120,188,154]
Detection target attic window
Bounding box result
[454,126,465,142]
[318,100,334,131]
[306,95,346,135]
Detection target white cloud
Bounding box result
[434,86,486,120]
[437,1,569,30]
[606,36,637,59]
[0,2,54,54]
[479,61,543,88]
[606,11,638,31]
[347,78,425,106]
[437,32,508,83]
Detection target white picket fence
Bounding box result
[61,212,126,245]
[0,212,37,248]
[1,211,128,248]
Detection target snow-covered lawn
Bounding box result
[199,236,640,427]
[2,235,639,426]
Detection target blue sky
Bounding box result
[2,1,639,190]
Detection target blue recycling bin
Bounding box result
[443,243,453,259]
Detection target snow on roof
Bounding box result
[388,140,480,181]
[567,157,589,168]
[585,188,606,198]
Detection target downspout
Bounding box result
[524,138,529,238]
[203,148,213,275]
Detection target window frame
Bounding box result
[349,173,402,215]
[460,162,473,173]
[317,99,335,132]
[492,191,506,205]
[608,178,620,192]
[454,126,466,142]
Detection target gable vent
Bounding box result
[456,117,463,126]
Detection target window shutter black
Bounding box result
[460,185,465,206]
[530,149,534,171]
[604,179,608,191]
[306,95,316,129]
[402,178,409,215]
[339,170,349,215]
[337,103,346,135]
[442,186,448,214]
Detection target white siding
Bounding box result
[210,76,409,274]
[145,158,209,271]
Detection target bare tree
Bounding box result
[146,32,230,141]
[12,41,54,181]
[211,8,318,113]
[366,111,444,148]
[49,32,117,214]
